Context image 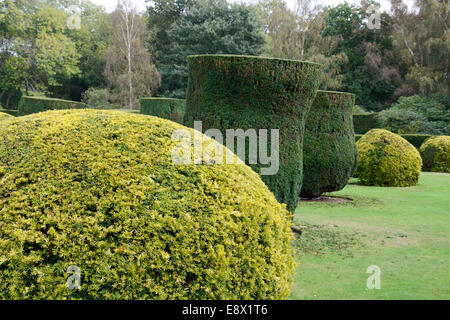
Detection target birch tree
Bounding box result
[105,0,160,109]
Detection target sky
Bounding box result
[90,0,404,13]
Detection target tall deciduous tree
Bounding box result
[0,1,81,106]
[105,0,160,109]
[45,0,112,101]
[259,0,347,90]
[146,0,194,96]
[0,0,28,107]
[322,1,402,110]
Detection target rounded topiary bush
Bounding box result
[0,109,294,300]
[139,98,186,124]
[0,112,13,122]
[420,136,450,173]
[355,129,422,186]
[301,91,357,198]
[184,54,323,213]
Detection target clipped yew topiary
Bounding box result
[355,129,422,186]
[301,90,357,198]
[0,112,13,122]
[420,136,450,173]
[140,98,186,124]
[0,109,294,300]
[18,96,87,116]
[184,55,323,212]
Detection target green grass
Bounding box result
[291,172,450,300]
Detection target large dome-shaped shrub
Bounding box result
[420,136,450,173]
[0,109,294,300]
[301,90,357,198]
[355,129,422,186]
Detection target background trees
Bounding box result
[321,1,402,111]
[0,0,448,120]
[0,0,106,106]
[147,0,266,98]
[1,1,81,106]
[105,0,160,109]
[391,0,449,97]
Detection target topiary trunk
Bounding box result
[184,55,323,213]
[301,90,358,199]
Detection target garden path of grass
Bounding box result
[290,172,450,300]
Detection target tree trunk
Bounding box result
[125,4,133,109]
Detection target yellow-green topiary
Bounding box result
[0,109,294,300]
[355,129,422,186]
[0,112,13,122]
[420,136,450,173]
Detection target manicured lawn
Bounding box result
[291,172,450,300]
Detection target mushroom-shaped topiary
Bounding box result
[301,90,357,199]
[355,129,422,186]
[184,55,323,213]
[420,136,450,173]
[0,112,13,122]
[0,109,294,300]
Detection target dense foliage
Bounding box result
[355,129,422,187]
[0,0,110,107]
[321,2,401,111]
[147,0,266,98]
[184,54,323,212]
[105,2,160,109]
[0,109,295,299]
[82,88,116,109]
[140,98,186,124]
[301,90,357,198]
[377,94,450,135]
[420,136,450,173]
[18,96,87,116]
[261,0,448,111]
[1,0,448,111]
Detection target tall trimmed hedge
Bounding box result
[140,98,186,124]
[184,54,323,213]
[301,91,357,198]
[18,96,87,116]
[0,109,295,299]
[353,113,380,134]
